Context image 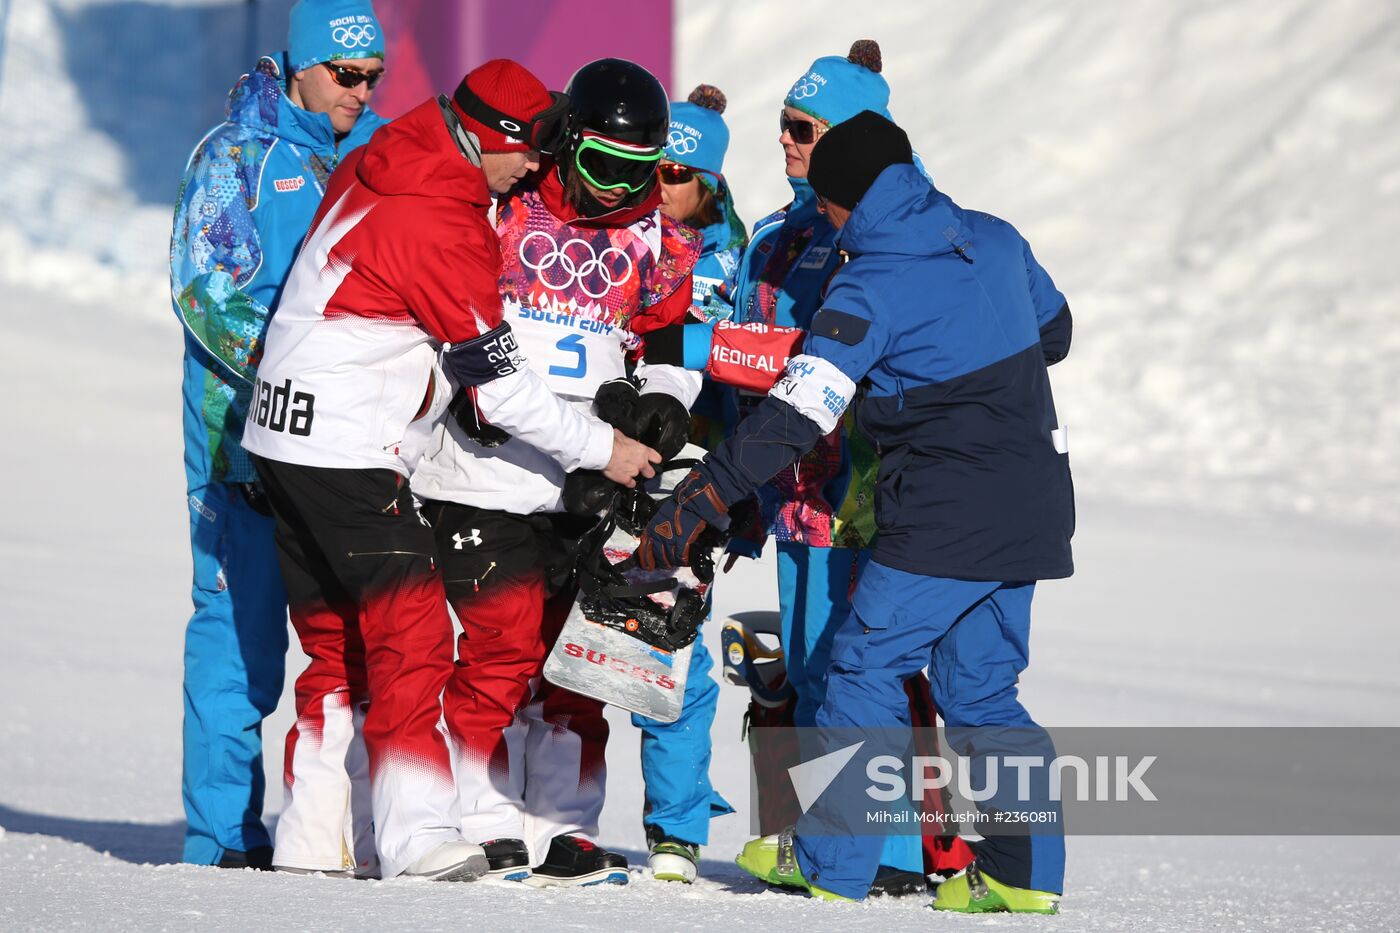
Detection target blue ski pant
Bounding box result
[632,635,734,845]
[776,542,922,875]
[793,562,1064,900]
[181,351,289,865]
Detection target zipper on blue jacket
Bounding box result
[943,226,974,264]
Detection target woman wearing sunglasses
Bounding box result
[603,83,751,886]
[658,86,749,312]
[409,58,705,888]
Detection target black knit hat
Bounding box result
[807,109,914,210]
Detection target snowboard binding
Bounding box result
[570,456,723,654]
[544,446,724,720]
[720,611,795,708]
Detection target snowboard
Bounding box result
[542,448,717,723]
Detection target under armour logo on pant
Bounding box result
[452,529,483,549]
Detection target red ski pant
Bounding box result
[254,458,461,878]
[427,501,607,862]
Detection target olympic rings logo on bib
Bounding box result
[789,80,820,100]
[332,24,377,49]
[666,130,699,155]
[520,231,634,300]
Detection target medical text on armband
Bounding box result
[709,344,779,374]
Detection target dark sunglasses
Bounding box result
[779,111,826,145]
[659,163,698,185]
[452,83,572,155]
[321,60,385,90]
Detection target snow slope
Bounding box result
[678,0,1400,529]
[2,0,1398,527]
[2,282,1398,930]
[3,0,1400,929]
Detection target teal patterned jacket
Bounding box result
[170,53,384,483]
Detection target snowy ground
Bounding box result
[2,285,1397,930]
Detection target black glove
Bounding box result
[642,324,685,366]
[561,378,643,517]
[635,469,728,571]
[562,469,619,517]
[593,377,642,428]
[633,393,690,460]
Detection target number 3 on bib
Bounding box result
[549,333,588,379]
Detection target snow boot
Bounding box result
[272,864,356,879]
[481,838,531,882]
[646,825,699,883]
[217,846,273,870]
[932,861,1060,914]
[400,840,490,882]
[868,864,929,897]
[526,834,629,887]
[734,830,852,903]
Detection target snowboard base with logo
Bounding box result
[543,451,714,723]
[543,525,703,722]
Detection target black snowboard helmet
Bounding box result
[558,58,669,215]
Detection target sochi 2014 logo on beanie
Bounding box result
[666,124,702,157]
[664,92,730,176]
[785,42,891,127]
[289,0,385,72]
[787,70,828,102]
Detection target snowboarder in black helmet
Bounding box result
[556,58,671,216]
[409,55,710,887]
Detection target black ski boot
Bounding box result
[216,846,273,871]
[526,834,629,887]
[868,864,931,897]
[481,838,532,882]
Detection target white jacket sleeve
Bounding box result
[634,359,703,408]
[472,366,614,472]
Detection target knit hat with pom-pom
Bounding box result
[784,39,891,128]
[665,83,731,177]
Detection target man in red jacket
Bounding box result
[243,59,659,882]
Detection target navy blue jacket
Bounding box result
[702,163,1074,582]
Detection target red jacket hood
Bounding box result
[355,98,491,207]
[536,164,661,228]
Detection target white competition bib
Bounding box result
[510,301,628,399]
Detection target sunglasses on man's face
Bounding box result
[321,60,385,90]
[779,112,826,145]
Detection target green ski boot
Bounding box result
[735,829,852,903]
[933,861,1060,914]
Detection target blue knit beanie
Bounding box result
[289,0,384,72]
[784,39,889,126]
[666,84,729,177]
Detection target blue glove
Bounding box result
[635,469,728,571]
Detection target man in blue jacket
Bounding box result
[636,110,1073,912]
[169,0,386,869]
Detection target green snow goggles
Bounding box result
[573,135,663,194]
